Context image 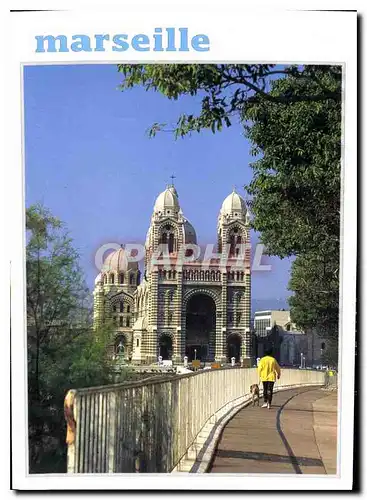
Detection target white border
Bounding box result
[5,3,357,492]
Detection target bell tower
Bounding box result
[218,189,252,366]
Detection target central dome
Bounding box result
[153,185,180,216]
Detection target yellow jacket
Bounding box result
[258,355,281,382]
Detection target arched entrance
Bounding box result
[185,293,216,361]
[159,334,173,360]
[227,334,241,362]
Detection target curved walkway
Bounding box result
[209,387,337,474]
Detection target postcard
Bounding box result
[6,3,357,492]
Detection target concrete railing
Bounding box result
[64,368,326,474]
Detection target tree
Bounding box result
[288,252,339,366]
[118,64,341,256]
[118,64,340,140]
[243,68,340,365]
[117,64,341,364]
[243,68,341,258]
[26,204,121,473]
[27,204,88,404]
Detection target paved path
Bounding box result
[209,387,337,475]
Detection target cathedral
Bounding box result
[93,184,252,366]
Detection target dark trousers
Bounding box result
[262,381,275,404]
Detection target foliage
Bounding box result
[117,64,340,140]
[117,64,341,365]
[26,204,126,473]
[118,64,341,256]
[243,67,341,258]
[242,67,341,365]
[288,253,339,335]
[288,252,339,366]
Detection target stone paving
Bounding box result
[209,387,337,474]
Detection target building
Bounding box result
[254,310,291,338]
[278,328,308,366]
[304,330,328,367]
[279,327,328,367]
[93,184,252,365]
[254,309,328,367]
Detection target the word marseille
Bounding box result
[35,28,210,53]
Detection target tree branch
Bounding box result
[222,69,339,104]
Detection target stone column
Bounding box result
[215,273,227,363]
[173,268,183,364]
[145,269,159,364]
[93,284,104,330]
[241,270,252,366]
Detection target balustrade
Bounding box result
[65,368,326,474]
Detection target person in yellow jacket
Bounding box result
[258,347,281,409]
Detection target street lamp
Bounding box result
[194,349,197,361]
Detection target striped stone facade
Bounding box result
[93,186,252,365]
[93,267,140,360]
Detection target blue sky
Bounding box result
[24,64,292,305]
